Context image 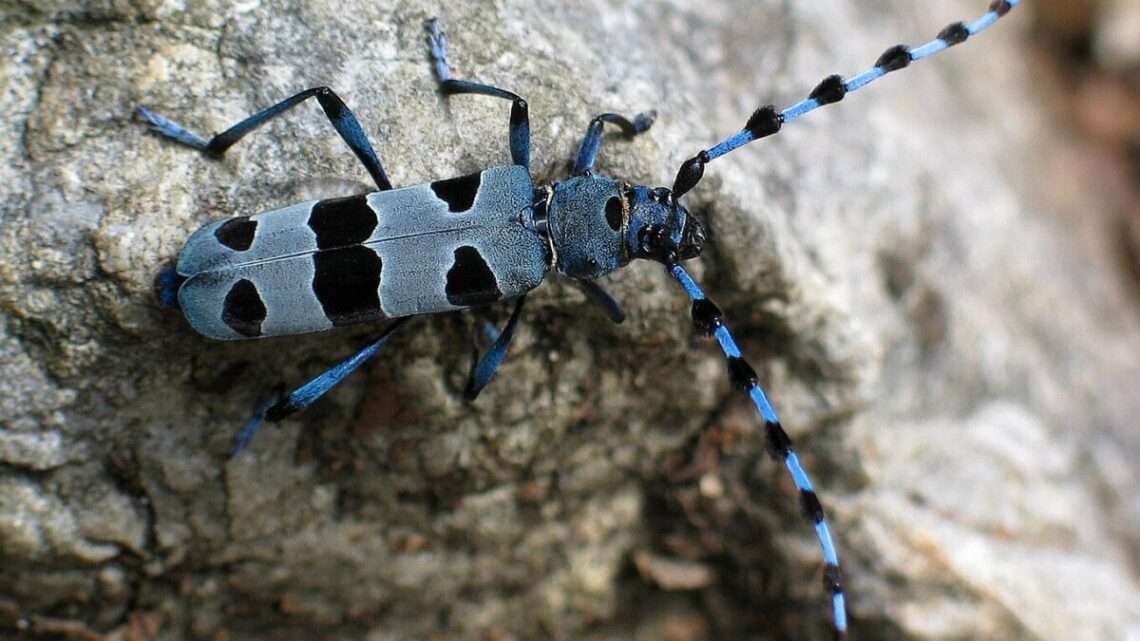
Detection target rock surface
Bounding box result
[2,2,1139,640]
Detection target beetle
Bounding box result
[138,3,1020,638]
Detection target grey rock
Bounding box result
[1,1,1138,640]
[1095,0,1140,70]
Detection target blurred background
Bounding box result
[1032,0,1140,286]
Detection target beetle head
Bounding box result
[626,185,705,264]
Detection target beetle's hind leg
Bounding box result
[465,296,527,401]
[427,18,531,170]
[137,87,394,191]
[230,317,412,456]
[462,287,616,402]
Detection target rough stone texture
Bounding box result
[2,2,1139,641]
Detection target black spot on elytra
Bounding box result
[312,245,383,326]
[222,279,267,337]
[215,217,257,251]
[446,246,501,307]
[604,196,623,231]
[431,172,482,213]
[308,194,377,249]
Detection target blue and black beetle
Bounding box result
[139,4,1020,638]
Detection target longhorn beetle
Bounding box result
[138,3,1019,638]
